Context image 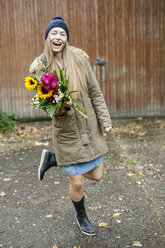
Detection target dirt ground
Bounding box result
[0,118,165,248]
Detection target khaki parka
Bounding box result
[29,47,112,166]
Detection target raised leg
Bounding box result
[83,160,104,181]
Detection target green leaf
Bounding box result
[53,69,58,75]
[68,90,78,97]
[75,108,88,119]
[60,79,68,93]
[35,72,44,81]
[72,102,87,114]
[46,104,58,118]
[126,159,135,165]
[53,69,60,81]
[72,102,88,119]
[61,104,65,112]
[59,69,64,82]
[39,99,48,108]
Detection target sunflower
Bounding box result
[37,83,53,99]
[25,77,38,90]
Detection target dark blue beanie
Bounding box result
[45,16,69,40]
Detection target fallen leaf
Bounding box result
[0,192,7,197]
[155,119,161,124]
[113,209,120,212]
[3,178,12,181]
[46,214,53,218]
[127,172,136,177]
[34,141,49,146]
[113,213,123,217]
[52,245,58,248]
[135,125,142,129]
[98,222,108,227]
[0,244,4,247]
[19,157,24,160]
[133,241,142,247]
[138,132,147,136]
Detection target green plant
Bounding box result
[0,110,18,134]
[126,159,136,165]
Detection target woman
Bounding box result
[29,16,113,236]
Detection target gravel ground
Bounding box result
[0,118,164,248]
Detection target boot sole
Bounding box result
[38,149,47,180]
[76,217,96,236]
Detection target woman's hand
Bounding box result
[104,126,113,133]
[63,98,72,108]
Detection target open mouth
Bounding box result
[53,41,62,47]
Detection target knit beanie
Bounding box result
[45,16,69,40]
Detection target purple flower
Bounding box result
[44,78,51,85]
[43,84,52,91]
[41,74,48,83]
[48,73,57,81]
[51,79,58,88]
[41,75,50,85]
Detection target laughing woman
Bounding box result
[29,16,112,236]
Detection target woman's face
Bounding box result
[49,27,67,54]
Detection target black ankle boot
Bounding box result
[38,149,57,180]
[72,197,96,236]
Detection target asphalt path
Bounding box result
[0,119,164,248]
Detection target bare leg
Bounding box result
[68,174,84,202]
[69,174,96,235]
[83,160,104,181]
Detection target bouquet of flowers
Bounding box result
[25,69,88,119]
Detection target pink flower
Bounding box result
[44,77,51,85]
[51,79,58,88]
[41,74,48,83]
[43,84,52,91]
[41,75,50,85]
[48,73,57,81]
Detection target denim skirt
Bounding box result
[61,156,103,176]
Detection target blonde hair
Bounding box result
[44,35,88,100]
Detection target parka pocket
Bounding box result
[53,108,77,133]
[54,130,82,162]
